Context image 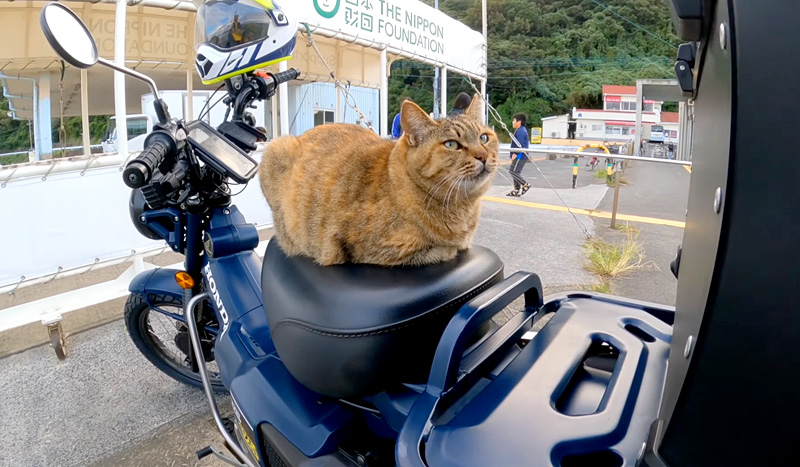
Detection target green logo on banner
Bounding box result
[313,0,340,19]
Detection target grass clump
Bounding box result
[588,282,611,293]
[612,222,640,235]
[584,231,647,278]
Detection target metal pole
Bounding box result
[440,66,447,118]
[681,101,688,161]
[186,69,194,119]
[610,165,622,229]
[80,69,91,157]
[687,103,694,161]
[380,48,388,136]
[32,79,40,161]
[634,80,643,158]
[335,44,342,122]
[114,0,128,158]
[508,147,693,165]
[278,61,290,136]
[37,73,53,160]
[433,0,440,119]
[336,84,342,122]
[572,156,578,189]
[481,0,488,122]
[270,96,279,139]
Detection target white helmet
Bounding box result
[193,0,297,85]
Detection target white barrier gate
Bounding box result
[0,149,273,333]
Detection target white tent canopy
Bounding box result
[0,0,486,158]
[0,0,487,294]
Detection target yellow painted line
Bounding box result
[500,157,545,166]
[482,196,686,228]
[683,165,692,173]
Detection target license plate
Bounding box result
[232,397,261,464]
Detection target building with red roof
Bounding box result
[541,85,680,144]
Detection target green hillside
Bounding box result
[393,0,679,133]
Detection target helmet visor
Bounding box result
[194,0,274,51]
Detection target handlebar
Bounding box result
[123,141,169,188]
[123,68,300,189]
[122,129,179,189]
[271,68,300,86]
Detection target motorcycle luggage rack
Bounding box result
[397,273,674,467]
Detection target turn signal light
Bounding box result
[175,271,195,290]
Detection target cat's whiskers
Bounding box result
[441,174,459,218]
[443,172,468,217]
[425,170,462,212]
[426,170,460,202]
[424,176,455,214]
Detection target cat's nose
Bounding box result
[474,150,488,162]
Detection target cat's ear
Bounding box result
[401,100,437,146]
[465,94,485,123]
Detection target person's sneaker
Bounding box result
[520,183,531,195]
[506,189,521,197]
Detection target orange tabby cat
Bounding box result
[258,95,499,266]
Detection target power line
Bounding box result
[590,0,678,48]
[393,57,673,70]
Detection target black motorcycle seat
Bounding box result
[261,241,504,398]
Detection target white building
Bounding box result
[542,85,679,144]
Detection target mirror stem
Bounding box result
[97,57,171,124]
[97,57,160,98]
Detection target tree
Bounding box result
[399,0,679,139]
[0,95,109,162]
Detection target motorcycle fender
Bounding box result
[128,268,183,298]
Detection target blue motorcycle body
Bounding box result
[130,204,674,466]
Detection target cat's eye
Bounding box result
[480,134,489,144]
[444,140,460,150]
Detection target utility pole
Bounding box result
[433,0,440,119]
[114,0,128,159]
[481,0,488,123]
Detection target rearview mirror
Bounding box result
[38,2,170,123]
[40,2,98,69]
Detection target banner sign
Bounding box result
[298,0,486,78]
[605,95,622,102]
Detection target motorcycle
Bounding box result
[44,2,799,466]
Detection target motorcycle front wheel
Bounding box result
[124,293,227,393]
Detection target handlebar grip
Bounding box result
[272,68,300,86]
[123,140,170,189]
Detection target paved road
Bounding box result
[0,157,689,466]
[596,161,689,222]
[0,320,213,467]
[494,153,608,191]
[593,161,690,305]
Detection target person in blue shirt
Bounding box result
[391,98,411,139]
[392,113,403,139]
[508,113,531,196]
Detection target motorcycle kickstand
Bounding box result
[197,446,248,467]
